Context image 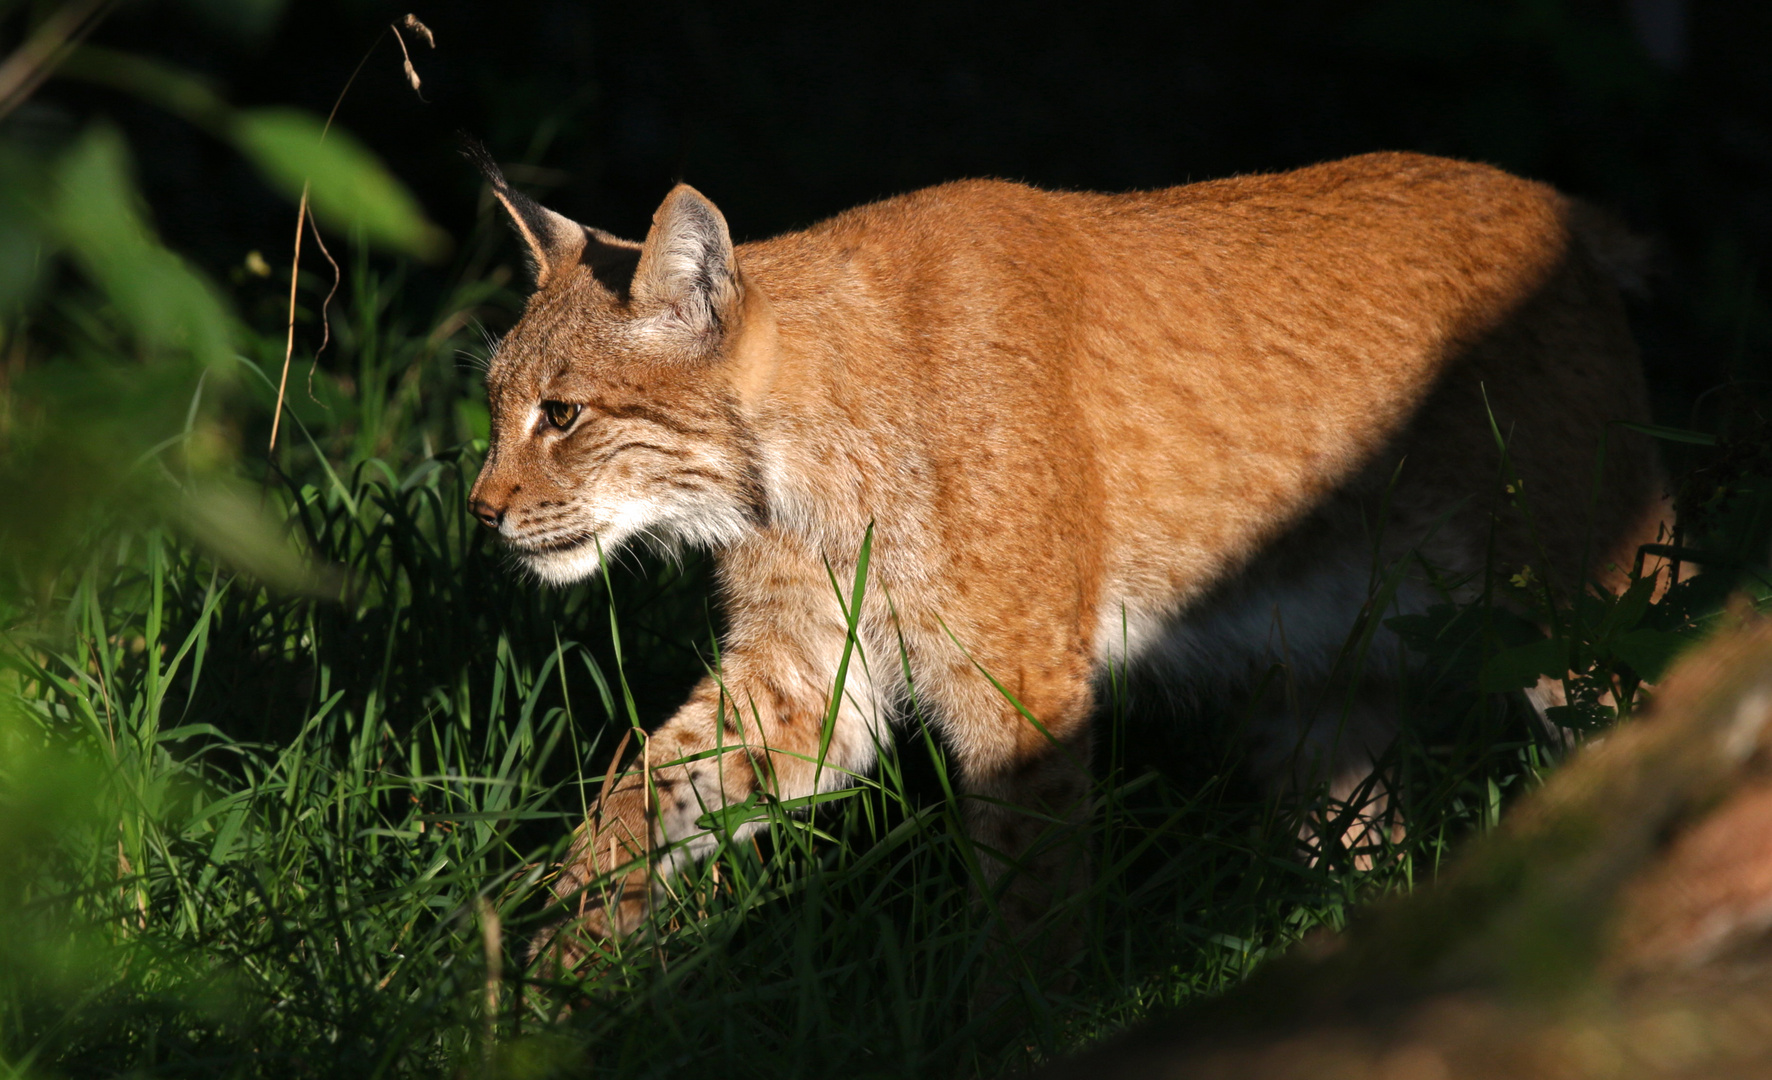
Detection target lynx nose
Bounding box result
[469,497,504,530]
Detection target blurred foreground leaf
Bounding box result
[178,479,336,596]
[234,108,448,259]
[57,47,446,260]
[0,52,430,602]
[52,127,232,369]
[0,129,245,590]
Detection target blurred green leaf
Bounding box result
[59,46,231,131]
[232,108,448,259]
[0,144,50,315]
[0,208,46,315]
[56,49,444,260]
[0,123,252,585]
[51,127,233,370]
[178,480,337,597]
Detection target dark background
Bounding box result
[76,0,1772,424]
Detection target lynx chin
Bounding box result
[465,148,1670,976]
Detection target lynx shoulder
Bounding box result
[465,150,1668,972]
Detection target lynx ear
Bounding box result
[465,140,638,288]
[631,184,742,342]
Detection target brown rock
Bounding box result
[1032,618,1772,1080]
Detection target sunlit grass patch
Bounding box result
[2,429,1674,1078]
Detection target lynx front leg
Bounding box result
[531,648,886,978]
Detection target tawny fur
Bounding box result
[466,152,1669,975]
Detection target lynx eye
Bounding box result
[541,400,581,431]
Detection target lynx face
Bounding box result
[468,182,767,584]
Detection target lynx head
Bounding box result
[465,151,774,584]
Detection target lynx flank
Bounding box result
[466,151,1667,974]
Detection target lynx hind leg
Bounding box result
[937,665,1100,997]
[1246,688,1404,870]
[966,727,1096,950]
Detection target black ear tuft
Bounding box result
[462,134,618,288]
[458,134,503,187]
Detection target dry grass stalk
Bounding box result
[268,186,309,455]
[269,16,433,454]
[392,15,434,99]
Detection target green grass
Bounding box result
[2,255,1767,1080]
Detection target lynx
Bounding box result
[465,149,1668,975]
